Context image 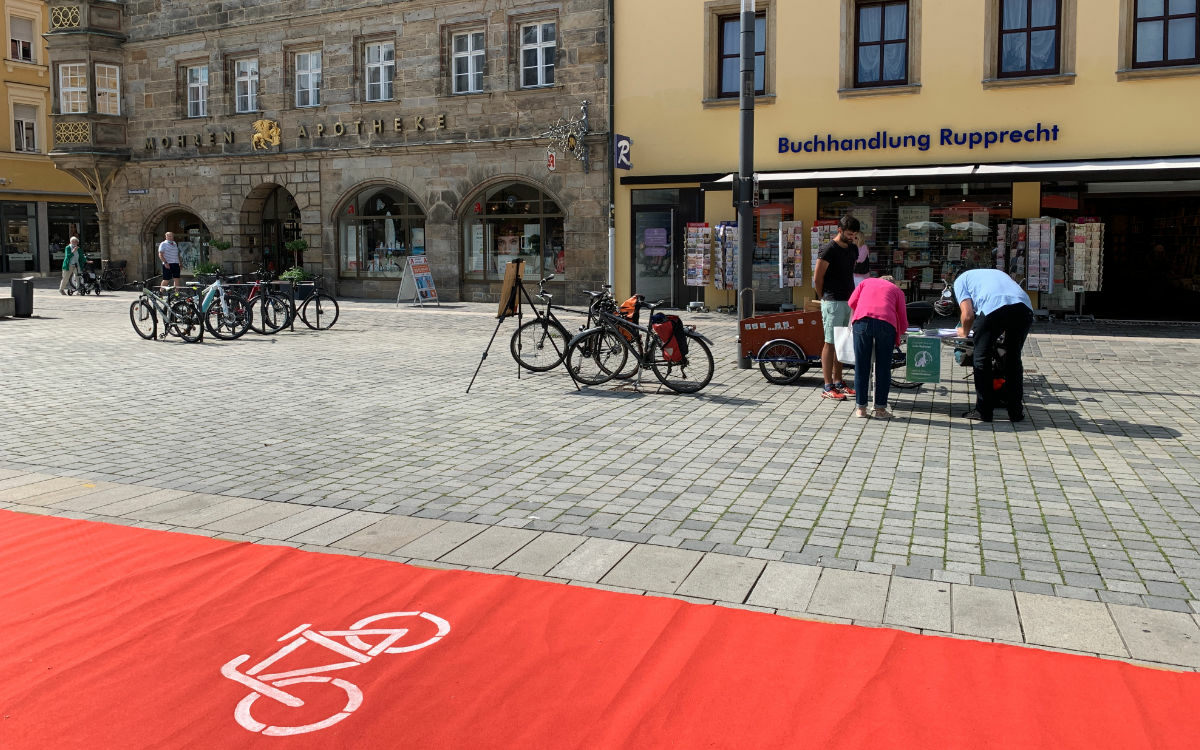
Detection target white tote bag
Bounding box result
[833,326,855,365]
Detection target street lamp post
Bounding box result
[736,0,756,368]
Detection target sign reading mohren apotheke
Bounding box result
[778,122,1060,155]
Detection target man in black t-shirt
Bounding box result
[814,215,860,400]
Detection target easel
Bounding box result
[466,259,580,393]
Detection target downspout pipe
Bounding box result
[607,0,616,291]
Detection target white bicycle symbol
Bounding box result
[220,611,450,737]
[914,350,933,368]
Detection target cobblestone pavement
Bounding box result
[3,287,1200,669]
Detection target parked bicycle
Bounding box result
[509,278,621,372]
[240,269,294,335]
[185,272,253,340]
[566,298,715,393]
[100,259,128,291]
[129,279,204,343]
[282,275,340,330]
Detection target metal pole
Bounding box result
[736,0,756,368]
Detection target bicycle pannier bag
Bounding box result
[618,295,641,324]
[651,313,689,362]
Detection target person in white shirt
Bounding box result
[157,232,181,291]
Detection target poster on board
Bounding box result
[397,254,441,306]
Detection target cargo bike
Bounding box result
[739,309,915,387]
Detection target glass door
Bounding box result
[633,208,675,306]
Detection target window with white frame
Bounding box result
[520,21,556,88]
[365,41,395,101]
[235,58,258,113]
[452,31,485,94]
[186,65,208,117]
[95,64,120,115]
[9,16,33,62]
[13,104,36,152]
[59,63,87,114]
[295,51,321,107]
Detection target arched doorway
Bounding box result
[152,209,213,276]
[258,186,301,273]
[337,184,426,279]
[461,181,564,282]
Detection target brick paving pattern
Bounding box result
[3,287,1200,669]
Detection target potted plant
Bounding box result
[279,265,315,300]
[284,238,309,269]
[209,237,232,253]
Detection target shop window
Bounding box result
[519,21,556,88]
[47,203,98,273]
[452,30,486,94]
[13,104,36,152]
[154,211,212,276]
[295,51,322,107]
[997,0,1061,76]
[1,201,37,274]
[364,41,395,102]
[95,64,120,115]
[716,12,765,97]
[9,16,34,63]
[338,186,426,279]
[462,182,564,281]
[58,63,87,114]
[816,184,1013,298]
[185,65,208,118]
[855,1,909,87]
[1134,0,1199,67]
[234,58,259,113]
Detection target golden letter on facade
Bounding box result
[161,137,170,148]
[298,125,308,138]
[316,123,325,137]
[437,114,446,130]
[225,132,235,144]
[415,116,424,131]
[372,120,383,134]
[354,120,362,134]
[394,118,403,132]
[145,138,155,150]
[333,121,345,136]
[177,135,186,148]
[208,132,217,146]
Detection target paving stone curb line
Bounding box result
[3,471,1198,673]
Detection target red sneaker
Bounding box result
[835,382,856,396]
[821,386,847,400]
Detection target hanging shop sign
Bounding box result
[777,123,1061,155]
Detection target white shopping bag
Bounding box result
[833,325,855,365]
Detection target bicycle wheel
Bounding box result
[758,340,809,385]
[205,292,252,340]
[651,332,714,393]
[565,329,627,386]
[510,317,570,371]
[129,299,157,340]
[249,293,292,335]
[169,299,204,343]
[300,292,339,330]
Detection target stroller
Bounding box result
[68,260,102,296]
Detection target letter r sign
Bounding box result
[614,134,633,170]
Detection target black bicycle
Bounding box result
[566,299,715,393]
[510,277,620,372]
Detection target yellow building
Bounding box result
[614,0,1200,320]
[1,0,95,276]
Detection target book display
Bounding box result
[1068,221,1105,293]
[778,221,804,288]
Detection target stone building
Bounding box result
[46,0,611,302]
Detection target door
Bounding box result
[633,208,675,306]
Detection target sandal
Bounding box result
[855,408,869,418]
[873,409,894,419]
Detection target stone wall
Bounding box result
[104,0,610,301]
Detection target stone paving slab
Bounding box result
[1108,604,1200,668]
[951,585,1023,642]
[547,538,636,582]
[496,531,585,575]
[884,577,952,632]
[601,545,704,592]
[439,526,540,568]
[1016,592,1129,657]
[675,553,765,603]
[336,515,447,555]
[808,568,890,623]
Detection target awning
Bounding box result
[694,155,1200,191]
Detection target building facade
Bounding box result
[1,0,96,277]
[614,0,1200,320]
[46,0,610,302]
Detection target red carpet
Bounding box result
[1,509,1197,749]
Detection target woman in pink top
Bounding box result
[847,276,908,419]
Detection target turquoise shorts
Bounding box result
[821,300,851,344]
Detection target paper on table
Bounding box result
[937,328,959,336]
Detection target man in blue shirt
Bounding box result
[952,268,1033,423]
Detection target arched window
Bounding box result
[338,186,425,278]
[154,210,212,274]
[462,181,565,281]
